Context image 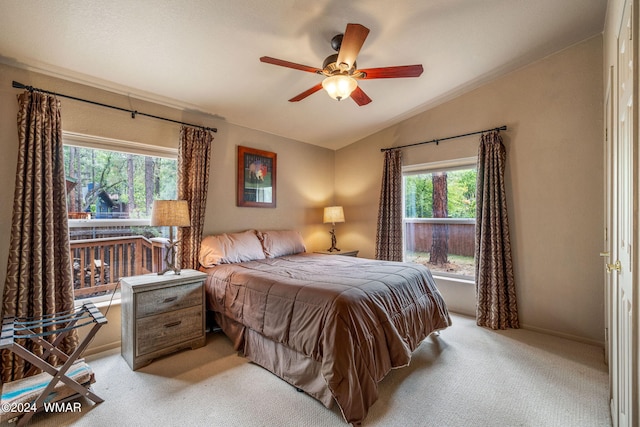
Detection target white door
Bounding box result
[604,64,618,425]
[610,2,636,426]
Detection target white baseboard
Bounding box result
[519,322,605,348]
[448,311,605,348]
[83,340,121,357]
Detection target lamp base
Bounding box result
[327,227,341,252]
[157,266,181,276]
[157,238,182,275]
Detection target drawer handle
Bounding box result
[164,320,182,328]
[162,296,178,303]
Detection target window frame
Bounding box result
[64,131,178,229]
[402,156,477,280]
[63,131,178,303]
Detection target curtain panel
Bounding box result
[475,131,519,329]
[2,91,77,382]
[375,149,403,261]
[177,126,213,270]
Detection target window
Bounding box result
[403,157,476,279]
[63,133,178,301]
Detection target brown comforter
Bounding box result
[203,253,451,425]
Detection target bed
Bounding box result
[199,230,451,425]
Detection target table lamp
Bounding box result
[151,200,191,275]
[323,206,345,252]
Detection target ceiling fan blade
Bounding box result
[260,56,322,74]
[288,83,324,102]
[336,23,370,70]
[357,65,424,79]
[350,86,372,106]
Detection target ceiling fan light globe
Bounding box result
[322,75,357,101]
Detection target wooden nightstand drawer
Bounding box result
[136,282,202,318]
[136,305,203,356]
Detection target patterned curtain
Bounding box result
[475,131,519,329]
[2,91,77,382]
[375,149,403,261]
[177,126,213,270]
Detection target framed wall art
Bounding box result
[237,145,277,208]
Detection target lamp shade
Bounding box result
[323,206,345,224]
[150,200,191,227]
[322,75,357,101]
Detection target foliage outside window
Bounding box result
[403,159,477,279]
[64,145,177,224]
[63,136,178,301]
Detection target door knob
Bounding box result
[606,260,622,273]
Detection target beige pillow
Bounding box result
[199,230,265,267]
[257,230,306,258]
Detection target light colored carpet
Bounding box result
[4,314,611,427]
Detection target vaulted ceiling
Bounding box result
[0,0,607,149]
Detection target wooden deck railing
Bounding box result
[70,236,167,299]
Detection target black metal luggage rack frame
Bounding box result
[0,302,107,426]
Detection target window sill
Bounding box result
[75,292,121,309]
[432,274,475,285]
[93,297,121,310]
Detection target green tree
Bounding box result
[64,146,177,219]
[430,172,448,265]
[447,169,476,218]
[404,174,433,218]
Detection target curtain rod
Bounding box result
[11,81,217,133]
[380,125,507,152]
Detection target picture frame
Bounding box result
[237,145,277,208]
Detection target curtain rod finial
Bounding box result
[12,81,34,92]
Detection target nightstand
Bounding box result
[120,269,207,370]
[314,250,359,257]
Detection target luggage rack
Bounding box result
[0,302,106,426]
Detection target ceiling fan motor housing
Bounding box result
[322,53,356,75]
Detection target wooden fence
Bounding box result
[404,221,475,257]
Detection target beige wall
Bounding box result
[335,36,605,344]
[0,63,334,353]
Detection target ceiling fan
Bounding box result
[260,23,424,106]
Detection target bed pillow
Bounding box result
[257,230,306,258]
[199,230,266,267]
